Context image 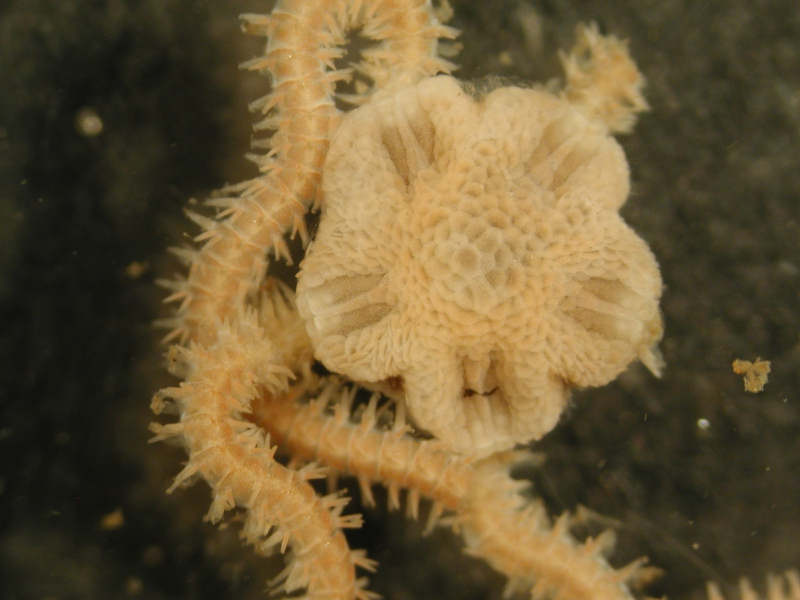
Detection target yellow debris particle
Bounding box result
[100,507,125,530]
[125,576,143,596]
[732,357,771,393]
[74,106,103,137]
[124,261,149,279]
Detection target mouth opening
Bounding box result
[463,387,498,398]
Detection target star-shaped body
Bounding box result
[297,75,663,455]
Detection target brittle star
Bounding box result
[150,2,800,599]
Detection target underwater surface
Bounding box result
[1,1,798,598]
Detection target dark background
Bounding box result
[1,1,798,598]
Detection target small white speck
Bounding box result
[696,418,711,430]
[75,107,103,137]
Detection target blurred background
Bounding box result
[1,1,798,598]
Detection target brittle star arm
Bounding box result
[158,0,457,345]
[252,380,800,600]
[152,3,457,597]
[252,382,654,600]
[150,306,378,599]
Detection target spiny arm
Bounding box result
[161,0,457,345]
[251,380,650,600]
[151,305,375,600]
